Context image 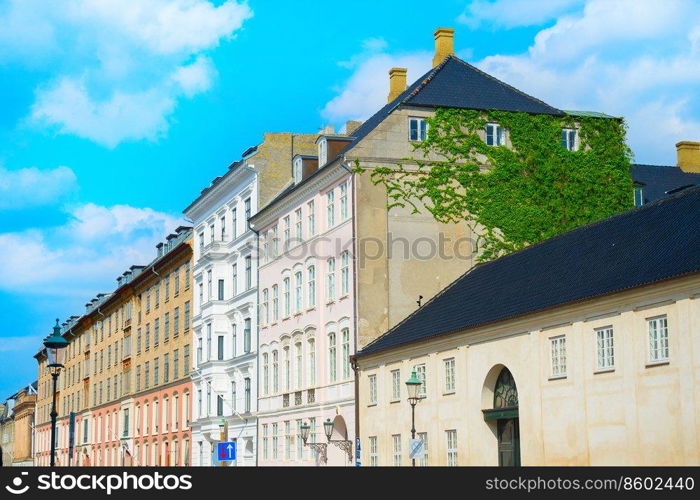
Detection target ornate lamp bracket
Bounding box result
[330,439,353,461]
[306,442,328,464]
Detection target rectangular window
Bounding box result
[164,312,170,342]
[392,434,402,466]
[262,289,269,325]
[307,266,316,308]
[486,123,506,146]
[231,381,236,413]
[244,318,251,353]
[329,333,337,383]
[283,216,291,251]
[184,301,190,331]
[444,358,456,393]
[245,256,252,290]
[244,197,251,222]
[307,201,316,236]
[342,328,350,379]
[272,423,279,460]
[648,316,669,363]
[173,349,179,379]
[220,215,226,241]
[369,436,378,466]
[391,369,401,401]
[183,345,190,376]
[154,357,159,385]
[232,264,238,296]
[218,279,225,301]
[340,251,349,296]
[173,307,180,336]
[415,363,427,398]
[244,377,251,413]
[295,208,302,242]
[185,261,191,289]
[283,278,290,317]
[418,432,428,467]
[216,395,224,417]
[295,271,303,313]
[551,336,567,377]
[409,117,427,141]
[368,374,377,405]
[596,327,615,370]
[217,335,225,361]
[446,430,458,466]
[262,424,269,461]
[634,186,645,207]
[327,258,335,301]
[163,353,170,383]
[232,208,238,239]
[285,421,291,460]
[272,285,279,321]
[562,128,578,151]
[340,182,348,220]
[327,191,335,228]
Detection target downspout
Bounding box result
[250,220,261,467]
[341,157,360,466]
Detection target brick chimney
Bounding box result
[433,27,455,67]
[388,67,407,103]
[676,141,700,173]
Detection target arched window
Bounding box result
[494,368,518,409]
[272,351,279,393]
[307,266,316,308]
[262,353,269,395]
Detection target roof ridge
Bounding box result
[449,56,564,115]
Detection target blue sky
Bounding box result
[1,0,699,397]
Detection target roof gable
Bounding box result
[358,186,700,357]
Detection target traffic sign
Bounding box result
[217,441,236,461]
[409,438,425,460]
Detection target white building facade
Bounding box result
[185,161,260,466]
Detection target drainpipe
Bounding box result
[342,156,360,466]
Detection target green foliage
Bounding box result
[361,109,634,261]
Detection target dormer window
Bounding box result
[562,128,578,151]
[318,137,328,166]
[409,117,427,142]
[634,186,645,207]
[486,123,506,146]
[293,157,303,185]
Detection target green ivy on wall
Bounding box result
[360,108,634,261]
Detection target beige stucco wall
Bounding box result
[350,107,474,349]
[357,274,700,466]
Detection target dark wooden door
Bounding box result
[497,418,521,466]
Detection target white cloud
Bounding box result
[0,0,252,146]
[458,0,584,28]
[0,165,78,210]
[0,203,184,296]
[323,0,700,164]
[322,44,433,125]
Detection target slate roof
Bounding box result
[631,164,700,204]
[254,55,568,221]
[357,186,700,358]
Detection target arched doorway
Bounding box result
[482,367,520,466]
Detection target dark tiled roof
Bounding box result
[357,186,700,357]
[631,164,700,204]
[255,56,567,221]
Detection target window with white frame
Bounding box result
[283,216,290,251]
[284,347,290,391]
[409,117,427,142]
[232,263,238,296]
[307,200,316,236]
[293,157,303,184]
[283,277,290,317]
[550,336,567,377]
[392,434,402,466]
[232,208,238,240]
[272,423,279,459]
[295,342,303,389]
[262,353,269,395]
[327,258,336,302]
[220,215,226,241]
[295,208,302,242]
[318,137,328,166]
[262,289,269,325]
[369,436,378,466]
[272,351,279,393]
[596,327,615,370]
[486,123,506,146]
[340,251,349,296]
[294,271,303,313]
[444,357,455,393]
[284,420,291,460]
[328,332,337,383]
[367,375,377,405]
[342,328,350,379]
[308,338,316,386]
[272,225,279,257]
[262,424,269,460]
[391,369,401,401]
[340,182,348,220]
[414,363,427,398]
[648,316,669,363]
[446,430,458,466]
[562,128,578,151]
[327,190,335,228]
[272,285,279,321]
[307,266,316,308]
[418,432,428,466]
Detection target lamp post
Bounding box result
[44,319,68,467]
[218,418,228,467]
[405,370,423,467]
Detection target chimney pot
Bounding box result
[676,141,700,173]
[433,27,455,67]
[388,67,407,103]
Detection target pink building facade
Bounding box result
[254,155,356,466]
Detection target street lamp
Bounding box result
[405,370,424,467]
[43,319,68,467]
[299,421,327,464]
